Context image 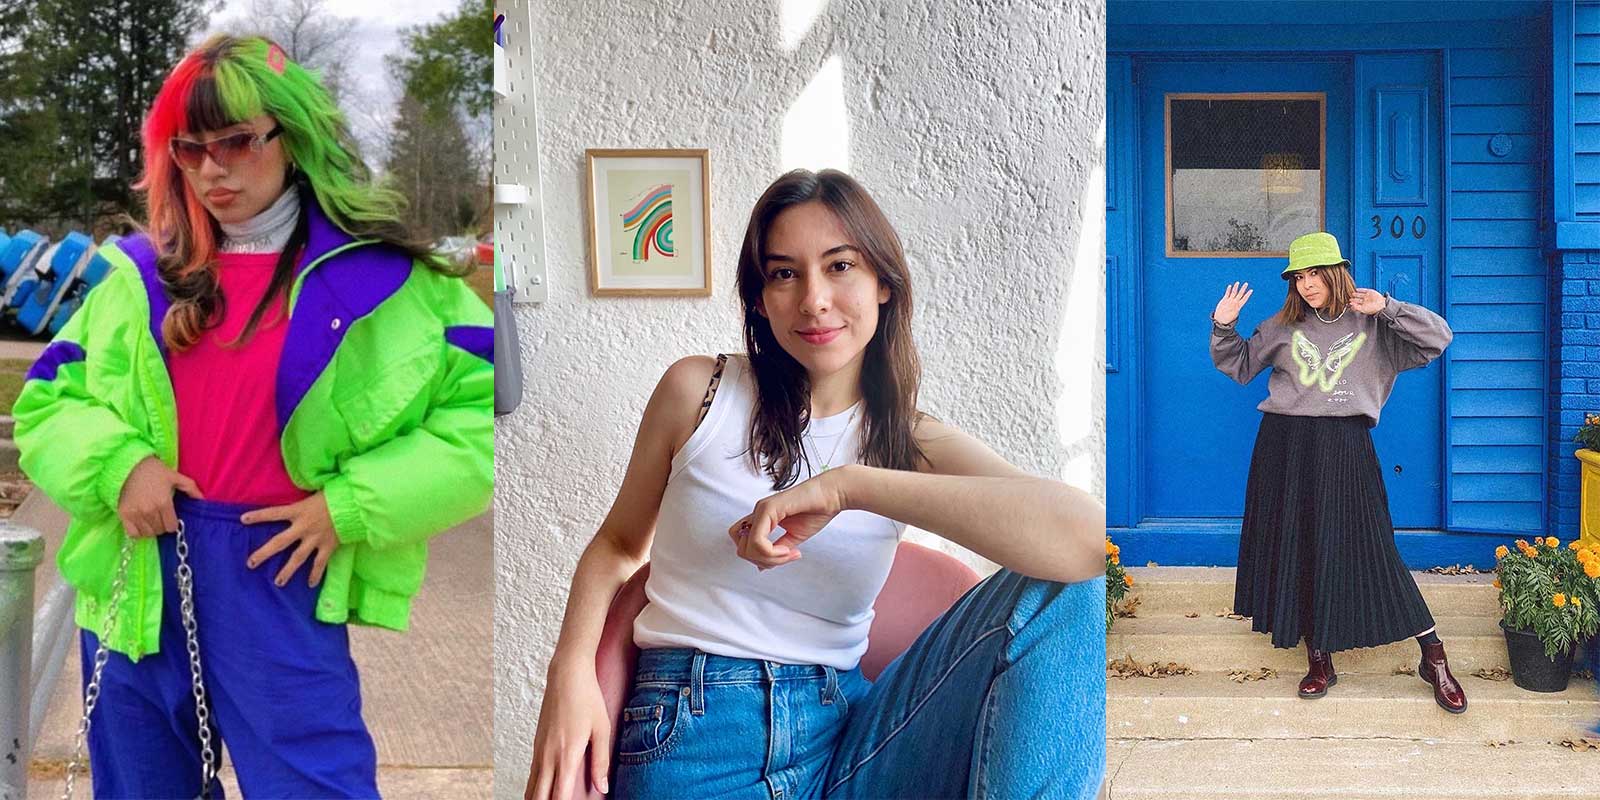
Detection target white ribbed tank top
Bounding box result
[632,354,904,669]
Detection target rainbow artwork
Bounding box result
[620,184,675,262]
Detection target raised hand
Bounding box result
[1350,288,1387,315]
[1213,282,1253,326]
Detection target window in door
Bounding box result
[1166,94,1325,257]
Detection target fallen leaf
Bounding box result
[1107,654,1195,680]
[1576,669,1595,680]
[1426,564,1485,575]
[1113,594,1142,619]
[1472,667,1512,682]
[1486,740,1511,748]
[1184,612,1200,619]
[1146,561,1160,567]
[1561,738,1600,752]
[1214,609,1246,621]
[1393,664,1416,676]
[1228,667,1277,683]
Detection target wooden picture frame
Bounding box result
[585,148,712,296]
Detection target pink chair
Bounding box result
[585,541,981,798]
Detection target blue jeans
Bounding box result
[80,497,379,799]
[612,569,1106,799]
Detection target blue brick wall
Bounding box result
[1551,250,1600,536]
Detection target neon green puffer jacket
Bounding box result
[13,202,494,660]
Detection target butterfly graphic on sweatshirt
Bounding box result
[1290,330,1368,393]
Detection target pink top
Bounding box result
[170,251,311,507]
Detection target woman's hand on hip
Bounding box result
[116,456,203,537]
[527,666,612,800]
[1213,281,1252,326]
[727,467,852,570]
[241,492,339,587]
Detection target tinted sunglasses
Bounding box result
[169,124,284,171]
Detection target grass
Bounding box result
[0,358,32,416]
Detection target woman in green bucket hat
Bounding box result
[1208,231,1466,713]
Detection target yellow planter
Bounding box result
[1578,449,1600,549]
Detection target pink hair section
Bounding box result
[138,50,219,278]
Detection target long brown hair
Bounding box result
[1275,263,1355,326]
[734,169,929,490]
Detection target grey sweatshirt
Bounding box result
[1210,296,1453,427]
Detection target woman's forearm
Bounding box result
[544,531,648,681]
[836,465,1104,583]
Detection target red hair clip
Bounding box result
[266,43,287,75]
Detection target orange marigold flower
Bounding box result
[1105,540,1114,554]
[1123,574,1134,587]
[1587,561,1600,579]
[1555,594,1568,607]
[1547,537,1560,548]
[1516,539,1530,549]
[1495,545,1510,559]
[1111,555,1120,566]
[1493,578,1503,589]
[1571,541,1584,550]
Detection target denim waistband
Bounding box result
[634,648,847,714]
[634,647,848,685]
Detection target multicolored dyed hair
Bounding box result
[139,33,463,350]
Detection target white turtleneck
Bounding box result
[219,187,300,254]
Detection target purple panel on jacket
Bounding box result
[444,325,492,364]
[25,341,85,381]
[273,213,412,432]
[119,234,169,358]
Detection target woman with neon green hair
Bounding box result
[13,33,493,798]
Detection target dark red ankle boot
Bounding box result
[1419,640,1468,713]
[1298,644,1337,698]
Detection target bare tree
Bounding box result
[235,0,355,100]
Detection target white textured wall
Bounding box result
[492,1,1105,795]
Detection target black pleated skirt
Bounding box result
[1233,413,1436,652]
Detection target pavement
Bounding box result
[0,339,44,361]
[19,491,493,799]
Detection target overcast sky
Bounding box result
[200,0,468,169]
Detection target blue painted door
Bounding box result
[1139,60,1352,519]
[1136,58,1444,527]
[1351,53,1444,529]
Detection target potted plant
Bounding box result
[1105,537,1132,630]
[1493,536,1600,692]
[1573,414,1600,549]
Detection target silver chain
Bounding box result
[63,519,215,799]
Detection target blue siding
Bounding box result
[1448,41,1548,535]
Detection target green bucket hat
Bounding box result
[1283,231,1350,278]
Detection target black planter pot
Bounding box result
[1501,620,1575,693]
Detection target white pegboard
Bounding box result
[494,0,548,305]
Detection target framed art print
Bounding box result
[585,148,712,296]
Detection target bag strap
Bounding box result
[693,354,728,432]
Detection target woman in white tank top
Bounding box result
[526,170,1107,800]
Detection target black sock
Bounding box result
[1416,631,1441,650]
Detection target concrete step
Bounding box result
[0,414,16,440]
[1106,738,1600,798]
[1108,671,1600,744]
[1124,566,1501,618]
[0,439,18,472]
[1108,614,1512,674]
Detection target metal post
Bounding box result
[0,523,44,800]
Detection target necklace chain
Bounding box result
[806,404,859,472]
[1314,306,1345,324]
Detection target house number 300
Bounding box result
[1369,215,1425,239]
